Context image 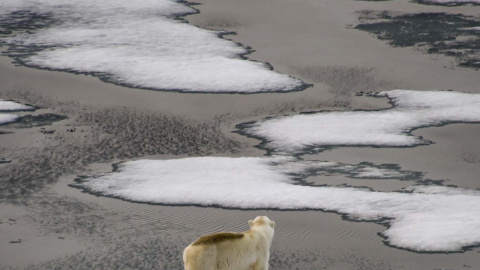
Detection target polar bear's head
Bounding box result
[248,216,275,241]
[248,216,275,234]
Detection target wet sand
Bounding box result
[1,0,480,269]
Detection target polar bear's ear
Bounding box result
[248,220,254,228]
[269,221,275,228]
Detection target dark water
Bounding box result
[356,12,480,69]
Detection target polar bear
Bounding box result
[183,216,275,270]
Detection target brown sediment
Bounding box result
[192,232,244,246]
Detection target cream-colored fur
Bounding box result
[183,216,275,270]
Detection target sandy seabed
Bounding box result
[1,0,480,269]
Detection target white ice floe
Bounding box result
[0,0,303,93]
[0,100,33,125]
[0,114,19,125]
[0,100,34,111]
[75,156,480,252]
[241,90,480,152]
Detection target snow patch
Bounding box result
[0,100,34,125]
[0,0,303,93]
[0,114,19,125]
[0,100,34,111]
[240,90,480,152]
[75,156,480,252]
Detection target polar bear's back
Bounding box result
[192,232,245,246]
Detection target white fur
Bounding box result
[183,216,275,270]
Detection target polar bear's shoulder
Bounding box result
[192,232,245,246]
